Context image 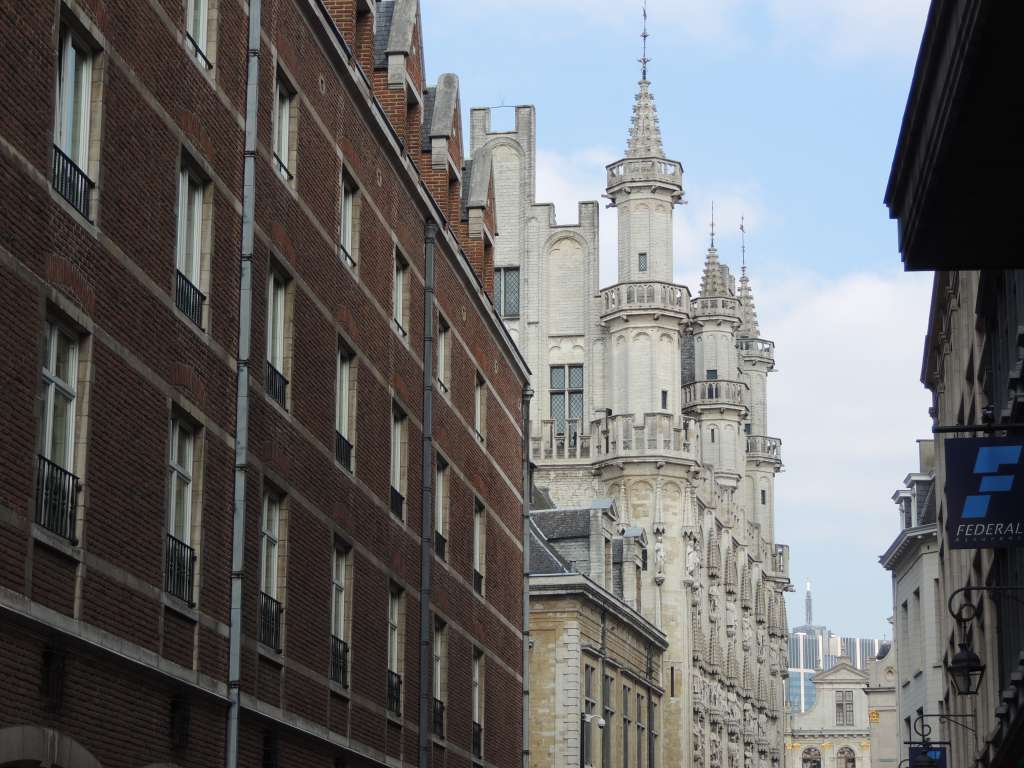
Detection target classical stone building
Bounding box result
[470,66,792,768]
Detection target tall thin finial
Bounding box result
[710,201,716,248]
[740,215,746,268]
[639,1,650,81]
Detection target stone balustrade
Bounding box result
[606,157,683,190]
[531,413,699,464]
[737,337,775,360]
[746,435,782,463]
[691,296,741,316]
[682,379,748,409]
[600,280,691,317]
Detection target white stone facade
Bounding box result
[471,76,791,768]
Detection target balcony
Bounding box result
[165,533,197,605]
[387,670,402,715]
[691,296,741,317]
[533,413,700,465]
[474,570,483,595]
[390,486,404,518]
[747,435,782,464]
[433,698,445,738]
[266,362,288,408]
[473,722,482,758]
[51,144,94,221]
[175,270,206,329]
[35,455,79,542]
[335,432,353,471]
[606,157,683,193]
[434,531,446,560]
[330,636,349,688]
[681,379,747,410]
[259,592,283,651]
[737,337,775,361]
[600,281,690,320]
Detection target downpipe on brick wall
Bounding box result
[226,1,262,765]
[418,221,437,768]
[522,385,534,768]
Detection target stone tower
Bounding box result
[470,67,791,768]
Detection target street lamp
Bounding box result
[948,641,985,696]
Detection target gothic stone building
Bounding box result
[469,73,792,768]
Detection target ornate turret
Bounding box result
[626,79,665,159]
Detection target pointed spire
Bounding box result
[737,216,760,335]
[699,203,731,298]
[639,0,650,81]
[626,9,664,163]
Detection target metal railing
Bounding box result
[335,432,353,471]
[387,670,402,714]
[35,455,79,542]
[474,570,484,595]
[175,270,206,328]
[339,243,355,268]
[433,698,445,738]
[51,144,94,221]
[165,533,197,605]
[390,486,404,518]
[330,636,349,688]
[273,153,293,181]
[473,722,482,758]
[434,531,446,560]
[184,32,213,69]
[259,592,283,651]
[266,362,288,407]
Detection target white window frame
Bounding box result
[167,417,194,544]
[55,27,93,169]
[393,256,407,335]
[40,322,79,470]
[472,651,482,724]
[186,0,209,57]
[388,589,400,673]
[266,270,285,370]
[473,501,484,575]
[273,77,293,179]
[336,351,351,439]
[176,167,204,283]
[340,175,355,265]
[261,494,280,598]
[435,459,446,540]
[391,408,404,492]
[433,621,445,700]
[474,375,485,439]
[331,548,347,640]
[437,318,450,392]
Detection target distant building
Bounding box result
[787,583,886,713]
[864,642,900,767]
[879,441,943,759]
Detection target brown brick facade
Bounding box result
[0,1,527,767]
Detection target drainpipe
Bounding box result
[418,221,437,768]
[225,1,261,766]
[522,386,534,768]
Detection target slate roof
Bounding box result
[528,520,573,575]
[372,1,396,69]
[531,508,591,540]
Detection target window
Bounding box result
[266,269,288,407]
[273,73,296,181]
[330,547,350,686]
[53,24,96,219]
[176,163,207,327]
[650,701,658,768]
[761,489,766,505]
[390,405,406,518]
[474,374,487,441]
[636,693,646,768]
[622,686,631,768]
[339,172,357,267]
[166,417,197,602]
[335,349,353,470]
[836,747,855,768]
[602,674,614,768]
[37,321,80,541]
[660,390,668,410]
[583,664,596,766]
[835,689,854,726]
[432,619,446,738]
[185,0,212,67]
[437,317,450,392]
[434,457,448,559]
[706,369,718,380]
[393,252,408,336]
[638,252,648,272]
[472,650,484,757]
[550,364,583,441]
[494,267,520,318]
[710,428,716,444]
[259,493,284,649]
[387,587,402,714]
[473,498,485,594]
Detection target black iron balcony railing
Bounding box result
[390,486,404,518]
[273,153,293,181]
[165,533,197,605]
[434,531,446,560]
[473,722,482,758]
[184,32,213,69]
[266,362,288,408]
[330,635,349,688]
[387,670,402,715]
[474,570,484,595]
[432,698,445,739]
[51,144,94,221]
[175,270,206,328]
[335,432,353,471]
[35,455,79,542]
[259,592,283,651]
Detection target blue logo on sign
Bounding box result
[963,445,1024,519]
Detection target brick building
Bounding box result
[0,1,529,767]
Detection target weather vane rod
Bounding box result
[640,1,650,81]
[710,201,716,249]
[740,215,746,267]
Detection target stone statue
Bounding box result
[756,628,768,661]
[726,601,737,630]
[709,585,720,619]
[686,539,700,581]
[742,615,754,650]
[654,536,666,575]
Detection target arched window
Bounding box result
[801,747,822,768]
[836,747,856,768]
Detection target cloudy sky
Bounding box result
[423,0,933,638]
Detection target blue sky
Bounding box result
[423,0,933,639]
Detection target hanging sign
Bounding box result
[946,437,1024,549]
[909,744,947,768]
